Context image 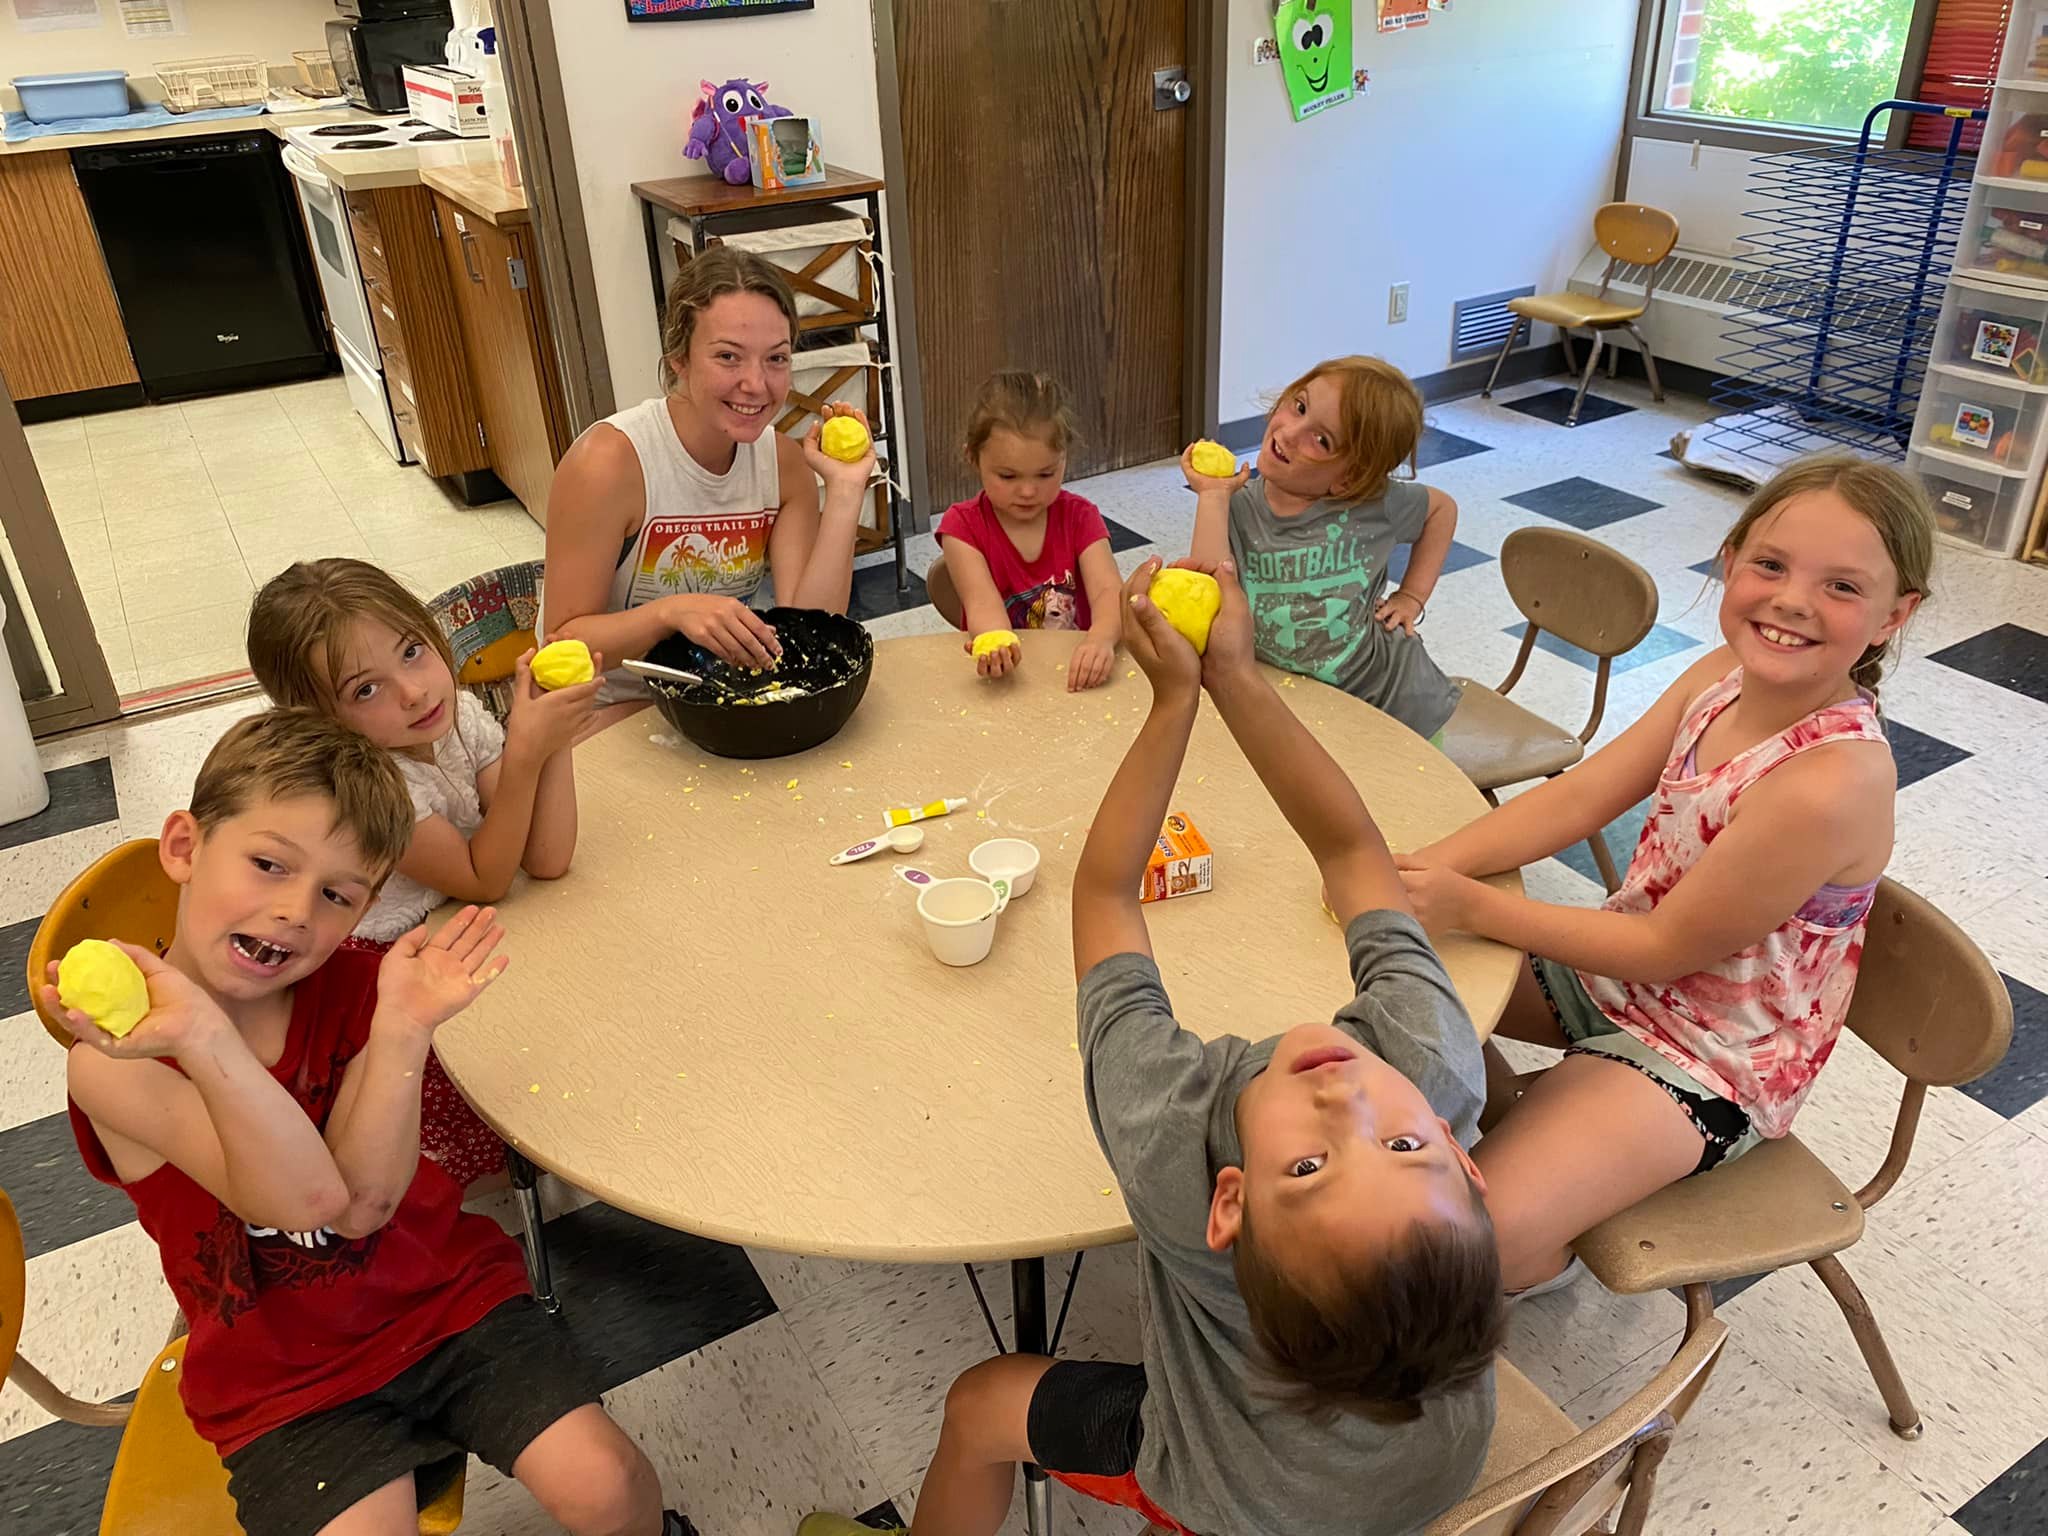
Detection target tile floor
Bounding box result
[2,375,2045,1536]
[22,375,546,702]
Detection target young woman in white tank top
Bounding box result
[542,247,876,703]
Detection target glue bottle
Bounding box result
[478,27,522,193]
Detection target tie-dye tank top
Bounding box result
[1578,668,1888,1139]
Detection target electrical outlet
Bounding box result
[1252,36,1279,66]
[1389,283,1409,324]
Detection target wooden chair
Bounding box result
[26,839,178,1051]
[1437,528,1659,893]
[1483,203,1681,428]
[923,552,964,630]
[1572,880,2013,1439]
[1428,1321,1728,1536]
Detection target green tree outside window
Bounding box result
[1679,0,1918,133]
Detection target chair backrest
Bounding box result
[1429,1321,1728,1536]
[1500,527,1660,659]
[1847,879,2012,1087]
[26,839,179,1051]
[1,1186,24,1384]
[1594,203,1680,267]
[426,560,544,725]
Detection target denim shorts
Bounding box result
[1527,956,1763,1175]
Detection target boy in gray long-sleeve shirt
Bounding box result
[801,558,1505,1536]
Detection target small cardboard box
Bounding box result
[747,115,826,190]
[402,66,489,137]
[1141,811,1213,904]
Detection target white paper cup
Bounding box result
[916,877,1010,967]
[969,838,1041,898]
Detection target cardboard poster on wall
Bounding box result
[1275,0,1353,123]
[1378,0,1447,33]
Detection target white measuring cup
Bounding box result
[915,876,1012,967]
[968,837,1041,898]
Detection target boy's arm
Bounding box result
[1193,559,1410,926]
[323,908,508,1237]
[55,948,350,1232]
[1071,565,1204,978]
[1182,444,1249,565]
[1379,487,1456,634]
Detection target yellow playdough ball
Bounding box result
[57,939,150,1039]
[820,416,871,463]
[1188,439,1237,478]
[971,629,1021,658]
[531,639,595,691]
[1148,569,1223,654]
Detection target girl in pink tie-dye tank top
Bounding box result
[1398,455,1936,1293]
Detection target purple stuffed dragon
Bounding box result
[684,77,791,185]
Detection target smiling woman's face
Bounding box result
[672,291,794,443]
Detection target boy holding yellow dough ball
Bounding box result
[47,708,698,1536]
[1183,357,1463,741]
[933,372,1124,690]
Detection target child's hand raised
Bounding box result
[375,906,508,1036]
[1121,558,1202,705]
[41,943,230,1063]
[506,647,605,763]
[1180,442,1251,496]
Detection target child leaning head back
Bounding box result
[1259,355,1424,505]
[1221,1021,1505,1423]
[1716,454,1934,695]
[964,370,1079,522]
[247,558,461,757]
[172,709,412,1000]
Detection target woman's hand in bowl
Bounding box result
[659,594,782,669]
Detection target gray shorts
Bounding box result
[1528,956,1763,1175]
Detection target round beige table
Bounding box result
[436,629,1519,1529]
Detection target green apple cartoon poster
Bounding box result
[1275,0,1354,122]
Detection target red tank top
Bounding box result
[69,948,532,1454]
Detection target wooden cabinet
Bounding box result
[0,151,138,400]
[429,186,568,524]
[341,185,488,479]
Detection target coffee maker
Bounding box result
[326,0,455,114]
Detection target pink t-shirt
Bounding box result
[937,490,1111,631]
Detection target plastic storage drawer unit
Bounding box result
[1909,451,2035,557]
[1934,276,2048,387]
[9,71,130,124]
[1914,372,2048,469]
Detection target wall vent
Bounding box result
[1450,286,1536,363]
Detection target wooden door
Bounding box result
[893,0,1189,507]
[0,152,137,400]
[433,195,564,524]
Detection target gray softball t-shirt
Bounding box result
[1075,910,1494,1536]
[1228,477,1462,738]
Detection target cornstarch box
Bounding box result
[1141,811,1212,904]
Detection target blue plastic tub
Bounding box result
[11,71,131,125]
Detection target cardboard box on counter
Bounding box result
[1141,812,1212,904]
[403,66,489,137]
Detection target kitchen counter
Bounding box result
[0,105,373,158]
[420,161,527,227]
[314,137,493,194]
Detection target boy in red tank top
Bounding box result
[49,709,697,1536]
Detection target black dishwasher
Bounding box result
[73,134,329,401]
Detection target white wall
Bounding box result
[1624,136,1764,258]
[1216,0,1638,420]
[0,0,336,107]
[544,0,888,411]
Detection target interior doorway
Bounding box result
[882,0,1213,511]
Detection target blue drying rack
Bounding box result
[1707,100,1984,464]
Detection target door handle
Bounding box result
[1153,67,1192,110]
[459,229,483,284]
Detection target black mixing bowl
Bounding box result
[643,607,873,760]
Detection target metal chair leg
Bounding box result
[506,1148,559,1314]
[1588,829,1623,894]
[1559,327,1577,377]
[1626,321,1666,401]
[1566,331,1604,427]
[1482,316,1523,399]
[1810,1254,1921,1438]
[1606,337,1620,378]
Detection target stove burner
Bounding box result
[331,139,395,150]
[410,129,460,142]
[308,124,368,137]
[399,119,432,128]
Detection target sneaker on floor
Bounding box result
[1507,1254,1587,1304]
[797,1517,904,1536]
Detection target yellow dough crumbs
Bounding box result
[971,629,1020,659]
[57,940,149,1038]
[1188,439,1237,478]
[820,416,871,462]
[530,639,595,690]
[1149,570,1223,654]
